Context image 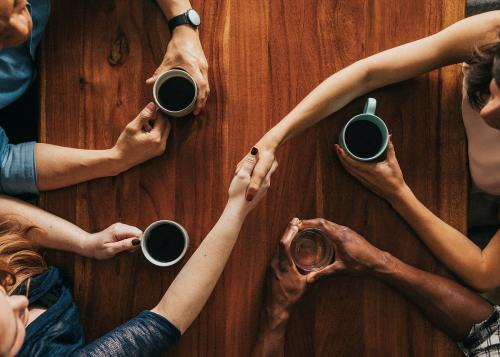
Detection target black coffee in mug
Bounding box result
[344,120,383,158]
[145,223,186,263]
[158,76,196,112]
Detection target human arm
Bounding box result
[301,219,494,341]
[36,103,170,191]
[245,11,500,198]
[151,151,278,334]
[147,0,209,115]
[0,194,143,259]
[335,140,500,292]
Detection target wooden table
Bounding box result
[40,0,466,355]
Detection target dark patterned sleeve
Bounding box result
[75,311,180,357]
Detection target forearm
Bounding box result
[0,195,90,255]
[260,61,370,148]
[35,143,125,191]
[152,201,247,333]
[389,185,496,290]
[252,310,288,357]
[372,252,494,340]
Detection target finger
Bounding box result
[299,219,343,244]
[265,160,279,181]
[306,261,345,284]
[150,111,168,135]
[112,223,143,241]
[386,141,397,162]
[247,154,274,201]
[108,237,142,255]
[335,144,373,172]
[236,150,258,179]
[190,69,209,115]
[131,102,157,129]
[281,217,300,246]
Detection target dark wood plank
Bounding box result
[40,0,465,355]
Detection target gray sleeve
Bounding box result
[0,129,38,195]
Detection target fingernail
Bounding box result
[291,217,300,226]
[389,133,392,142]
[246,194,254,202]
[251,147,258,155]
[132,239,141,246]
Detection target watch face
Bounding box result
[187,9,201,26]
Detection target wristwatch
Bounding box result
[168,9,201,33]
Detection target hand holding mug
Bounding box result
[263,218,310,326]
[85,223,142,260]
[146,27,209,116]
[335,139,407,202]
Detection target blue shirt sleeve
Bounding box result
[75,311,181,357]
[0,128,38,195]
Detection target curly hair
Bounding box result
[466,41,500,110]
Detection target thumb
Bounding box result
[306,261,344,284]
[131,102,157,129]
[111,223,143,242]
[386,140,397,162]
[108,237,142,255]
[236,152,257,178]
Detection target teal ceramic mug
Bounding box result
[339,98,389,162]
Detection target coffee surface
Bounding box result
[158,76,195,111]
[146,224,185,262]
[345,120,383,158]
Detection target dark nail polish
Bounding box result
[132,239,141,246]
[246,194,254,201]
[251,147,258,155]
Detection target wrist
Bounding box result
[170,23,199,37]
[257,131,281,152]
[368,251,397,278]
[387,183,413,207]
[76,232,93,258]
[106,147,130,176]
[224,199,249,220]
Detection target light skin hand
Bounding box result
[84,223,143,260]
[334,138,407,203]
[300,219,387,283]
[238,145,278,202]
[110,102,171,172]
[146,26,209,115]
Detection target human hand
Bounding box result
[228,148,278,215]
[263,218,311,326]
[300,219,387,283]
[335,138,407,202]
[111,102,171,173]
[238,139,278,202]
[84,223,143,260]
[146,27,209,115]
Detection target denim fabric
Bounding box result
[0,0,50,109]
[0,127,37,195]
[16,267,180,357]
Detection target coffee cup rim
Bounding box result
[340,113,389,162]
[153,68,198,117]
[141,219,189,267]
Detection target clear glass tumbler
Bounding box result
[291,228,334,273]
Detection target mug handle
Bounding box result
[363,97,377,115]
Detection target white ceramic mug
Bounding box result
[153,68,198,117]
[141,220,189,267]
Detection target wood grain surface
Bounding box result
[39,0,466,355]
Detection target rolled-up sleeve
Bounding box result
[0,128,38,195]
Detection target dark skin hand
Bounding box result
[302,218,495,341]
[252,218,316,357]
